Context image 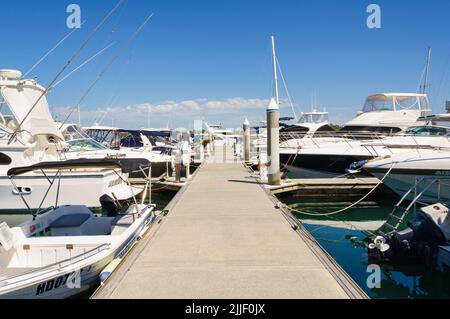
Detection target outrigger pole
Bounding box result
[8,0,125,144]
[59,13,154,129]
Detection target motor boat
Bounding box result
[0,159,155,298]
[61,124,173,178]
[363,148,450,203]
[85,125,175,154]
[368,202,449,273]
[359,114,450,202]
[280,93,431,178]
[0,69,141,212]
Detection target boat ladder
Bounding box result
[378,177,441,237]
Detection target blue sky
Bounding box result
[1,0,450,129]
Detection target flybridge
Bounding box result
[0,69,22,80]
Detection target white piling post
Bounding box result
[267,98,280,185]
[243,118,250,163]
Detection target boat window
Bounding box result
[363,95,394,112]
[395,96,420,110]
[363,95,427,113]
[298,113,329,124]
[0,94,19,131]
[404,126,448,136]
[316,125,335,132]
[341,126,402,134]
[62,125,107,152]
[0,152,12,165]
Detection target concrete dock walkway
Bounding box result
[94,144,364,299]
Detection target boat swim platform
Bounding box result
[92,145,367,299]
[268,177,391,196]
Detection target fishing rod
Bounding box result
[59,13,154,129]
[52,42,116,89]
[8,0,125,144]
[22,20,86,78]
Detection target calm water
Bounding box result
[280,194,450,299]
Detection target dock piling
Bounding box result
[267,98,280,185]
[243,118,250,162]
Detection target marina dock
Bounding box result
[93,144,367,299]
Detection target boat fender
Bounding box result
[99,258,122,285]
[346,160,368,174]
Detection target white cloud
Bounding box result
[51,97,298,129]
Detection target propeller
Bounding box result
[368,236,391,252]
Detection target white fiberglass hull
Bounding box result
[364,151,450,203]
[0,170,142,212]
[0,206,154,299]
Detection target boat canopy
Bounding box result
[0,80,63,140]
[298,111,329,124]
[362,93,429,113]
[117,129,171,138]
[61,124,107,152]
[7,158,151,177]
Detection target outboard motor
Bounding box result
[369,203,450,269]
[100,194,120,217]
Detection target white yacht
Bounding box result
[61,124,173,178]
[360,114,450,202]
[0,69,141,212]
[279,93,431,178]
[0,160,155,299]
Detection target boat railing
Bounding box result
[279,131,388,149]
[378,176,450,236]
[0,243,111,288]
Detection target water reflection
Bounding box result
[282,194,450,299]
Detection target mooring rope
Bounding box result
[282,162,396,217]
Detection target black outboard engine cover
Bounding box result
[383,204,449,266]
[100,194,120,216]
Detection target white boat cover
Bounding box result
[1,85,63,139]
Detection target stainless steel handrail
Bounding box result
[0,243,111,287]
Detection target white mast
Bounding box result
[78,104,81,126]
[271,35,279,105]
[421,47,432,94]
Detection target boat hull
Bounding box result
[281,153,373,178]
[0,171,142,212]
[0,209,154,299]
[367,168,450,203]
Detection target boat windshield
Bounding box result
[62,125,107,152]
[0,94,19,131]
[298,112,329,124]
[404,126,449,137]
[363,95,428,113]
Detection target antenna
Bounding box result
[22,21,86,78]
[52,42,116,89]
[271,36,279,105]
[8,0,125,144]
[59,13,154,129]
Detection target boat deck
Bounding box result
[93,144,366,299]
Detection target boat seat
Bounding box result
[50,214,91,228]
[49,213,91,236]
